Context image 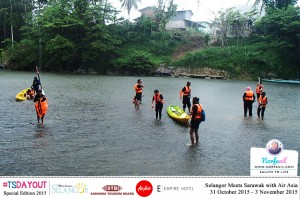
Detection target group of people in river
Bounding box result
[25,75,48,125]
[134,79,203,145]
[134,78,269,145]
[243,80,268,120]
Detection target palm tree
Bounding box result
[119,0,141,21]
[250,0,297,13]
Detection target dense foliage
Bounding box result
[174,4,300,79]
[0,0,299,79]
[0,0,180,74]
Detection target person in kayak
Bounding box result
[152,89,164,119]
[32,76,41,92]
[180,81,191,113]
[243,86,255,116]
[133,79,144,104]
[257,92,268,120]
[34,89,48,125]
[189,97,203,145]
[25,88,35,99]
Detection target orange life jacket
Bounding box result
[134,84,143,94]
[259,96,267,107]
[153,93,163,104]
[256,84,263,94]
[190,104,202,119]
[35,98,48,118]
[244,91,254,101]
[180,86,191,97]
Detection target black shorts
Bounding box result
[135,93,142,101]
[155,103,163,111]
[182,96,191,107]
[190,119,201,129]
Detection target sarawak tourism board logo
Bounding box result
[90,184,134,196]
[136,180,153,197]
[51,182,88,195]
[250,139,298,176]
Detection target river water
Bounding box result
[0,70,299,176]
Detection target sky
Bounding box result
[109,0,260,22]
[110,0,300,22]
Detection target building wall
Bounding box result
[171,11,192,21]
[198,22,211,33]
[139,7,155,17]
[166,20,189,30]
[139,8,195,30]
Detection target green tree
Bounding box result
[0,0,34,47]
[3,39,37,69]
[45,34,76,70]
[251,0,298,13]
[153,0,177,31]
[133,15,157,40]
[255,6,300,78]
[211,8,240,48]
[2,0,123,72]
[120,0,141,21]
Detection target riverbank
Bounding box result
[168,67,229,80]
[1,66,240,80]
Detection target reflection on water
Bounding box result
[0,70,299,176]
[34,125,47,138]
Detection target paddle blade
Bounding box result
[35,66,39,75]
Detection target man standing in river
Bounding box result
[152,89,164,119]
[256,81,264,100]
[243,86,255,116]
[189,97,203,145]
[180,81,191,113]
[257,91,268,120]
[133,79,144,104]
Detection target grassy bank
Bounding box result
[173,37,298,80]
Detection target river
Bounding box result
[0,70,299,176]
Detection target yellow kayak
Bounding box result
[16,88,30,101]
[167,105,190,124]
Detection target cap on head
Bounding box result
[246,86,251,91]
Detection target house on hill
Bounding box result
[138,7,203,31]
[166,10,203,30]
[138,6,156,18]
